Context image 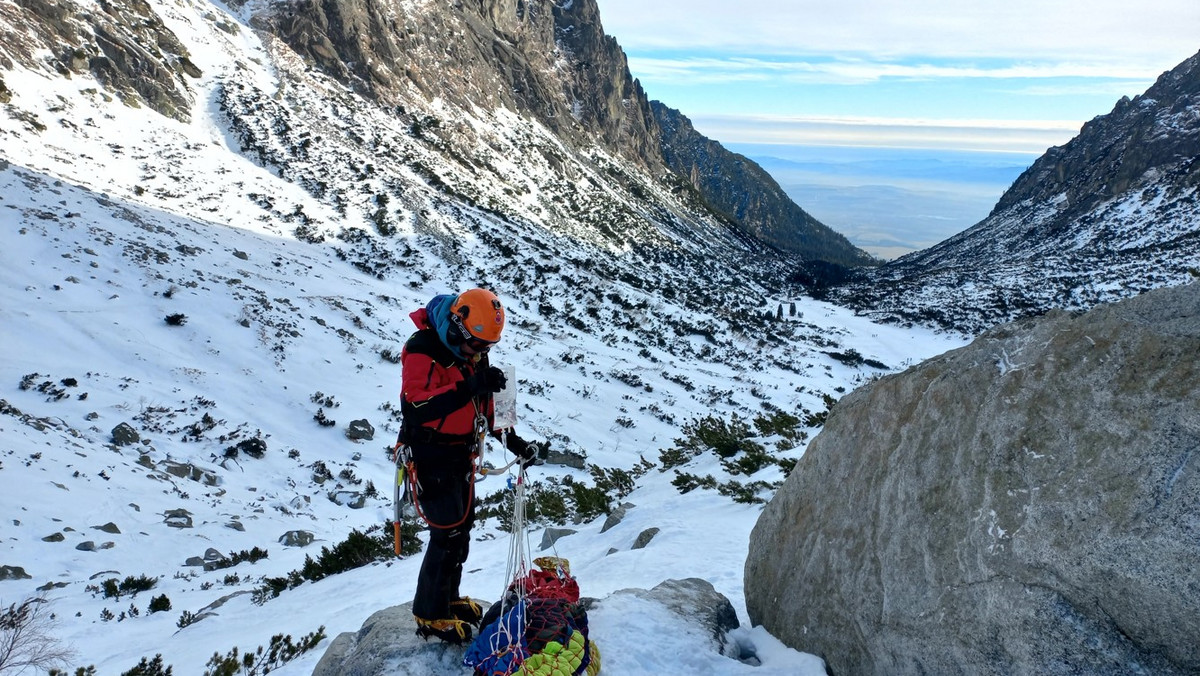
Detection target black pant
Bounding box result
[411,452,475,620]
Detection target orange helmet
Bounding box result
[449,288,505,345]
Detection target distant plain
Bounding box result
[733,143,1034,260]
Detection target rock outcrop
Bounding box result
[746,283,1200,675]
[0,0,199,120]
[314,578,741,676]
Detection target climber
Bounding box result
[399,287,544,645]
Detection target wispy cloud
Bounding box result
[689,114,1082,154]
[626,55,1166,87]
[595,0,1200,67]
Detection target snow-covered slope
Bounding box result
[0,0,966,673]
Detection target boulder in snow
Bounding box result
[746,283,1200,675]
[346,419,375,441]
[111,422,139,446]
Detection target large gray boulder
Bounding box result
[312,602,480,676]
[746,283,1200,675]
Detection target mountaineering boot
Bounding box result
[449,596,483,626]
[415,616,473,645]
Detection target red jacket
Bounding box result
[400,308,494,443]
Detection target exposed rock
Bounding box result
[279,530,315,547]
[186,590,254,625]
[538,527,576,552]
[605,578,739,653]
[746,283,1200,675]
[0,565,32,580]
[93,522,121,534]
[75,541,96,551]
[329,490,366,509]
[163,508,193,529]
[0,0,198,120]
[160,460,221,486]
[111,421,140,446]
[313,602,481,676]
[314,579,737,675]
[630,527,659,550]
[227,437,267,459]
[198,548,228,571]
[225,519,246,532]
[599,502,633,533]
[42,532,65,542]
[546,447,586,470]
[346,418,374,441]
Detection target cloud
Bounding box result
[688,114,1082,154]
[625,55,1167,87]
[595,0,1200,67]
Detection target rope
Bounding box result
[407,404,488,532]
[486,435,535,674]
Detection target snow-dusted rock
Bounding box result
[747,283,1200,675]
[312,602,479,676]
[314,578,741,676]
[600,578,739,653]
[111,422,140,446]
[346,419,374,441]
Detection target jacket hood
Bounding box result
[413,294,467,361]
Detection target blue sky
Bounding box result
[593,0,1200,154]
[591,0,1200,257]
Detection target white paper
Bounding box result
[492,363,517,429]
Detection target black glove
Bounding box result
[463,366,506,395]
[508,435,547,467]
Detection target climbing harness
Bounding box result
[394,394,519,555]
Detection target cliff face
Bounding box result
[258,0,871,263]
[262,0,663,168]
[746,282,1200,675]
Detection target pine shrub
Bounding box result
[120,654,172,676]
[202,627,326,676]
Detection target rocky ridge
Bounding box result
[0,0,868,265]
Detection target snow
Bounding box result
[0,0,972,674]
[0,158,963,675]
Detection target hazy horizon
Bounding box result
[730,143,1034,259]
